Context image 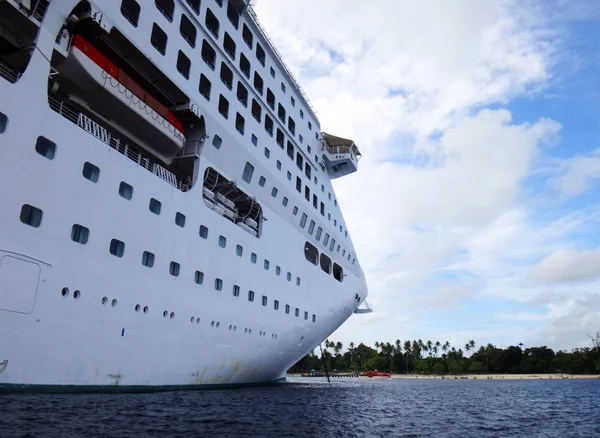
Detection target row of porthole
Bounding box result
[61,287,81,300]
[101,296,118,307]
[163,310,175,319]
[135,304,149,313]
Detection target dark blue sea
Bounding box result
[1,377,599,437]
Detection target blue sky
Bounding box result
[255,0,600,352]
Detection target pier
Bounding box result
[300,372,359,378]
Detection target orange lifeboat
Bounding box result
[359,370,391,378]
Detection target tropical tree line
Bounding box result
[289,333,600,375]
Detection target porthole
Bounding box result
[61,287,69,297]
[248,329,251,334]
[73,290,81,300]
[211,321,215,327]
[111,299,118,308]
[216,322,220,328]
[135,304,141,312]
[170,312,175,319]
[229,324,232,331]
[163,310,168,318]
[101,296,108,305]
[233,325,237,332]
[244,328,248,334]
[190,316,195,323]
[196,317,200,324]
[143,306,149,313]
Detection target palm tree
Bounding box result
[442,341,450,354]
[426,340,433,357]
[468,340,476,351]
[348,342,355,368]
[404,340,411,373]
[435,341,441,357]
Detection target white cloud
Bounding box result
[530,247,600,284]
[549,148,600,198]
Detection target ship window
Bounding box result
[334,219,337,227]
[185,0,200,14]
[35,136,56,160]
[269,67,275,78]
[304,311,308,319]
[119,181,133,200]
[194,270,204,284]
[215,0,222,6]
[70,224,89,244]
[337,244,340,252]
[155,0,174,21]
[236,82,248,106]
[308,121,312,130]
[264,259,270,270]
[236,244,243,256]
[348,254,351,261]
[201,40,216,69]
[214,278,223,290]
[220,62,233,89]
[233,284,240,297]
[304,186,310,201]
[300,213,307,228]
[259,176,266,187]
[304,242,318,265]
[151,23,168,55]
[223,32,236,59]
[276,266,281,275]
[285,304,290,314]
[308,146,312,155]
[239,53,250,78]
[335,200,338,207]
[328,193,332,201]
[250,252,258,264]
[281,82,286,93]
[342,249,346,256]
[287,142,294,159]
[287,272,292,281]
[274,300,279,310]
[271,187,278,197]
[300,110,304,119]
[323,233,330,247]
[149,198,161,215]
[329,238,336,252]
[315,227,322,241]
[278,104,286,123]
[252,134,258,146]
[276,160,282,170]
[264,115,273,136]
[256,43,266,66]
[248,290,255,302]
[242,162,254,183]
[261,295,268,306]
[242,24,253,48]
[328,213,331,221]
[295,308,299,317]
[299,135,303,144]
[320,253,331,274]
[177,50,191,79]
[109,239,125,257]
[345,230,348,238]
[264,148,270,159]
[308,220,315,235]
[199,74,211,100]
[353,258,356,265]
[121,0,140,27]
[169,261,180,276]
[266,88,275,109]
[82,162,99,183]
[20,204,42,227]
[276,129,284,148]
[282,196,288,206]
[211,135,222,149]
[289,117,296,135]
[218,235,227,248]
[205,8,219,38]
[226,2,240,28]
[199,225,208,239]
[320,202,325,216]
[175,212,186,227]
[142,251,155,267]
[235,113,245,135]
[251,99,262,122]
[287,171,292,181]
[253,72,264,95]
[218,95,229,119]
[312,314,316,323]
[312,194,317,209]
[296,177,301,193]
[292,206,298,215]
[333,263,343,282]
[290,96,295,106]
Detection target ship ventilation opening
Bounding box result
[304,242,319,265]
[203,167,263,237]
[0,0,50,83]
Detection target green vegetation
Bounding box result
[289,334,600,375]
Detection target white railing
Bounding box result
[48,95,190,192]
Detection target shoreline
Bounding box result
[287,373,600,380]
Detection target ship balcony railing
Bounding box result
[0,59,22,84]
[48,95,190,192]
[322,144,361,162]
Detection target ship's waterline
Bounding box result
[0,0,369,389]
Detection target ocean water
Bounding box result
[1,377,599,437]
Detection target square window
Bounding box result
[35,136,56,159]
[233,285,240,297]
[236,244,243,256]
[220,62,233,89]
[199,225,208,238]
[300,110,304,119]
[251,253,257,264]
[312,314,316,323]
[277,160,281,170]
[71,224,89,244]
[212,135,222,149]
[282,197,288,206]
[218,95,229,119]
[281,82,286,93]
[82,162,99,182]
[256,43,266,65]
[304,311,308,319]
[262,295,268,306]
[226,1,240,28]
[287,171,292,181]
[295,308,299,317]
[119,181,133,200]
[242,162,254,183]
[242,24,253,48]
[142,251,155,267]
[194,270,204,284]
[271,187,278,197]
[155,0,174,21]
[201,40,216,69]
[292,206,298,215]
[276,266,281,276]
[235,112,245,134]
[177,50,191,79]
[239,53,250,78]
[20,204,43,227]
[253,72,264,95]
[214,278,223,290]
[237,81,248,107]
[175,212,186,227]
[149,198,161,215]
[252,134,258,146]
[300,213,307,228]
[199,74,211,100]
[285,304,290,314]
[264,259,270,270]
[270,67,275,78]
[180,13,197,47]
[205,8,220,37]
[287,272,291,281]
[121,0,140,27]
[169,261,180,276]
[151,23,168,55]
[109,238,125,257]
[218,235,227,248]
[274,300,279,310]
[259,176,266,187]
[223,32,236,59]
[248,290,255,301]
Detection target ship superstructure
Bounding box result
[0,0,369,389]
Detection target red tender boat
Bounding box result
[359,370,391,378]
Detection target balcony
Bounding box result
[320,133,362,179]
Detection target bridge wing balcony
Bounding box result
[321,133,361,179]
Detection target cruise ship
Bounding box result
[0,0,370,390]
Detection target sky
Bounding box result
[253,0,600,353]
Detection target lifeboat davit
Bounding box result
[359,370,391,378]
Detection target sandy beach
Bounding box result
[287,373,600,380]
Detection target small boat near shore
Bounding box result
[359,370,391,379]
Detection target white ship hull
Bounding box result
[0,0,368,390]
